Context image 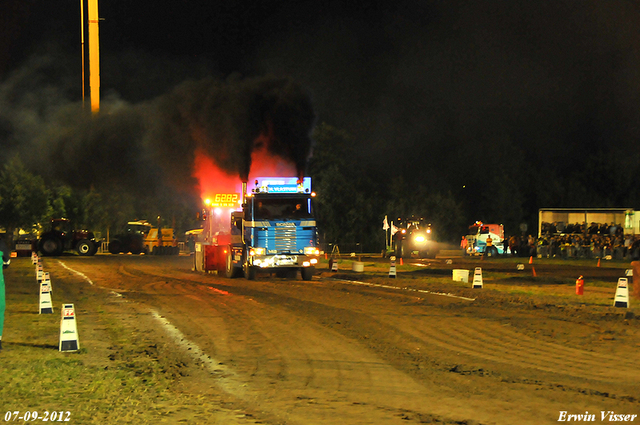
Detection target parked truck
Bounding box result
[194,177,320,280]
[38,218,99,256]
[465,221,505,256]
[109,220,178,255]
[108,220,152,255]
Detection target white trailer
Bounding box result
[538,208,638,236]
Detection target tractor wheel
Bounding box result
[40,237,62,256]
[77,240,94,256]
[108,240,121,254]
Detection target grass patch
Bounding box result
[0,260,231,424]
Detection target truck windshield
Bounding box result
[253,197,313,220]
[127,224,151,235]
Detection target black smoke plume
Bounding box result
[0,50,315,198]
[148,75,316,184]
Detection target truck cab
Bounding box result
[466,221,505,256]
[195,177,320,281]
[242,190,319,279]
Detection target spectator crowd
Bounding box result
[507,222,640,260]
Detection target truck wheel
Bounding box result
[109,240,121,254]
[40,237,62,256]
[225,249,236,278]
[301,266,315,281]
[77,240,94,256]
[244,262,257,280]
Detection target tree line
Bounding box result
[2,122,639,252]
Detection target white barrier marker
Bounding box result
[36,261,44,283]
[472,267,483,289]
[388,256,397,278]
[43,272,52,294]
[59,304,80,352]
[613,278,630,308]
[331,260,338,272]
[39,280,53,314]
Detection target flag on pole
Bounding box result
[391,222,398,236]
[383,215,389,231]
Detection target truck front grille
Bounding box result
[274,227,296,252]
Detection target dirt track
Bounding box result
[38,254,640,424]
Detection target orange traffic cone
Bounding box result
[399,257,403,265]
[532,266,537,277]
[529,256,533,265]
[597,258,601,267]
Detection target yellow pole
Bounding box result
[88,0,100,113]
[80,0,85,109]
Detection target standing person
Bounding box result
[0,237,10,350]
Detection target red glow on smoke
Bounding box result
[248,145,297,183]
[193,133,299,203]
[193,149,243,202]
[248,131,298,182]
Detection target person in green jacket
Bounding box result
[0,237,10,350]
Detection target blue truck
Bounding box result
[194,177,320,280]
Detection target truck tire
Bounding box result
[77,240,94,256]
[40,237,62,256]
[301,266,315,281]
[244,262,257,280]
[225,248,237,278]
[109,240,122,254]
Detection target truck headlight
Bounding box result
[304,247,320,255]
[414,235,425,243]
[250,247,265,256]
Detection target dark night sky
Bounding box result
[2,1,640,211]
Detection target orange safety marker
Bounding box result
[597,258,601,268]
[532,266,537,277]
[529,256,533,265]
[575,275,584,295]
